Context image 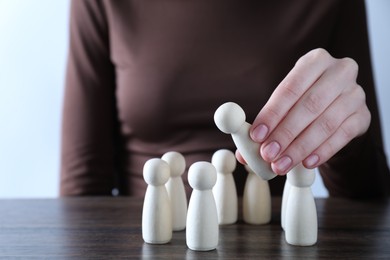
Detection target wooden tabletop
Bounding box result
[1,197,390,259]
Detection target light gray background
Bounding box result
[0,0,388,198]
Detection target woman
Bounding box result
[60,0,390,198]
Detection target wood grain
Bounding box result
[0,197,389,258]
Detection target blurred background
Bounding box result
[0,0,389,198]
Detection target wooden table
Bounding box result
[1,197,390,259]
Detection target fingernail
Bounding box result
[304,154,319,168]
[273,156,292,174]
[262,141,280,161]
[251,124,268,142]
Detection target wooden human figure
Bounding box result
[162,151,187,231]
[285,164,317,246]
[211,149,238,225]
[243,165,271,225]
[186,161,219,251]
[142,158,172,244]
[214,102,276,181]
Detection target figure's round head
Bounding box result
[286,163,315,187]
[161,151,186,177]
[214,102,246,134]
[143,158,170,186]
[211,149,236,174]
[188,161,217,190]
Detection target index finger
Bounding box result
[250,49,333,142]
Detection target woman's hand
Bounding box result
[238,48,371,175]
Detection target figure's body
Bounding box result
[285,164,317,246]
[212,149,238,225]
[243,165,271,225]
